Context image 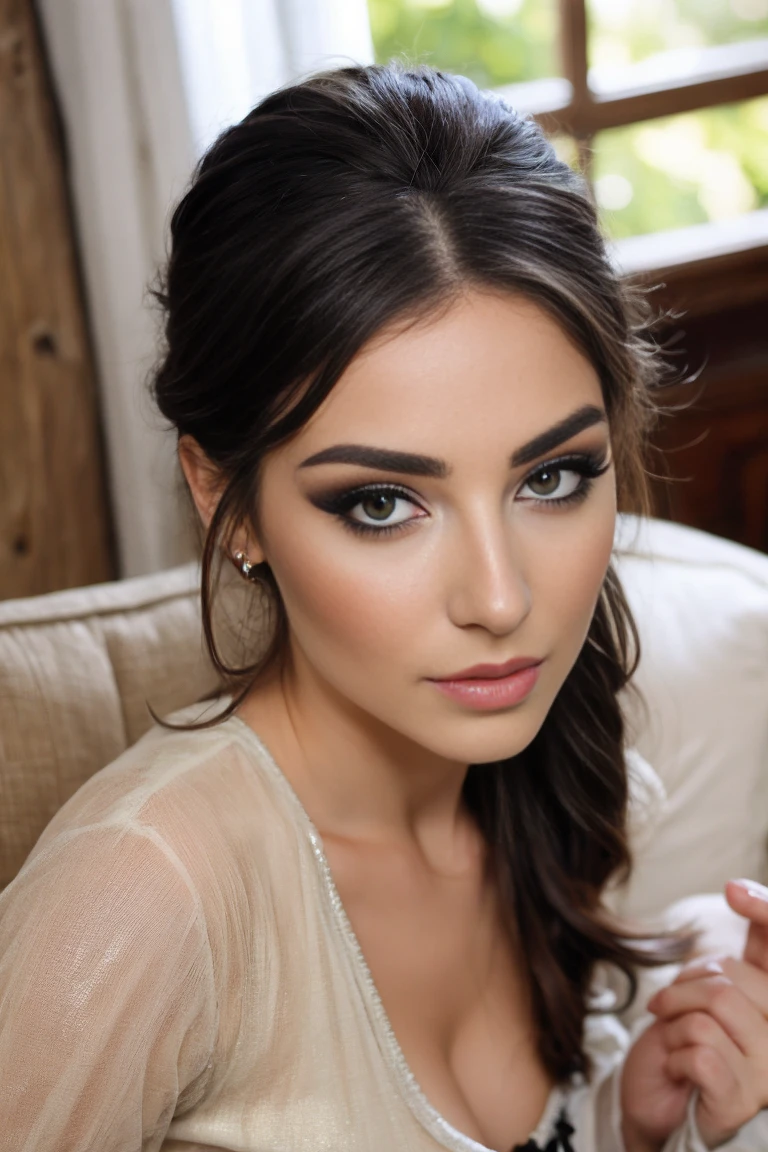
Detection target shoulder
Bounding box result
[1,818,206,943]
[27,703,289,872]
[11,704,303,972]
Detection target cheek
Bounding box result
[533,491,616,644]
[264,526,426,672]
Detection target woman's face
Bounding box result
[247,290,617,767]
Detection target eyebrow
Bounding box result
[297,404,607,478]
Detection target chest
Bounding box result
[323,837,555,1152]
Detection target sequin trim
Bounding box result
[228,716,573,1152]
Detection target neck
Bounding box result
[237,654,474,869]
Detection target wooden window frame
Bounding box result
[492,0,768,312]
[523,1,768,136]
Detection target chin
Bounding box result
[417,707,549,767]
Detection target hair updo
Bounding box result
[150,61,689,1081]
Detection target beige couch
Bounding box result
[0,564,221,891]
[1,515,767,924]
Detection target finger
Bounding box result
[721,956,768,1018]
[665,1046,748,1148]
[648,974,729,1018]
[726,880,768,970]
[673,956,729,984]
[665,1043,740,1098]
[726,879,768,924]
[648,974,768,1057]
[663,1011,745,1070]
[672,955,768,1018]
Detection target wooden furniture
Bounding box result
[623,234,768,553]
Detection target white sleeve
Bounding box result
[659,1094,768,1152]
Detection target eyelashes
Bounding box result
[311,484,425,538]
[309,450,612,539]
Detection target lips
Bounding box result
[432,657,542,682]
[428,660,543,711]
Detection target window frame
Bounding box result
[493,0,768,297]
[524,1,768,137]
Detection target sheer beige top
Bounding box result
[0,703,763,1151]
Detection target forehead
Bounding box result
[295,290,605,459]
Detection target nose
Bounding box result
[445,510,532,636]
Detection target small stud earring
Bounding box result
[232,550,261,583]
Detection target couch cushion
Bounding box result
[613,517,768,920]
[0,563,222,890]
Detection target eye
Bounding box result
[518,466,582,502]
[350,489,417,527]
[516,451,611,507]
[308,483,426,537]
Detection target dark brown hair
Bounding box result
[150,62,691,1081]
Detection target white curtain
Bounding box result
[37,0,374,578]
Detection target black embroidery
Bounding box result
[512,1107,575,1152]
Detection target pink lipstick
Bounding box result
[428,658,542,711]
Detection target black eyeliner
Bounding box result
[307,481,419,517]
[534,449,611,479]
[307,448,611,537]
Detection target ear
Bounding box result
[177,435,266,564]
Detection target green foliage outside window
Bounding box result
[367,0,768,238]
[367,0,558,88]
[593,97,768,239]
[587,0,768,70]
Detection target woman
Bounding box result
[1,63,768,1152]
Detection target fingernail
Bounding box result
[733,878,768,902]
[685,959,725,975]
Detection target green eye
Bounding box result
[518,463,588,504]
[361,493,397,521]
[310,482,426,538]
[527,468,561,497]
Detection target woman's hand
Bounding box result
[621,879,768,1151]
[620,1012,696,1152]
[645,952,768,1147]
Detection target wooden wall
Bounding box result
[0,0,114,600]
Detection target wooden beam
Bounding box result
[559,0,589,110]
[525,38,768,136]
[0,0,114,597]
[584,62,768,133]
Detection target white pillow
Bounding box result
[611,515,768,922]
